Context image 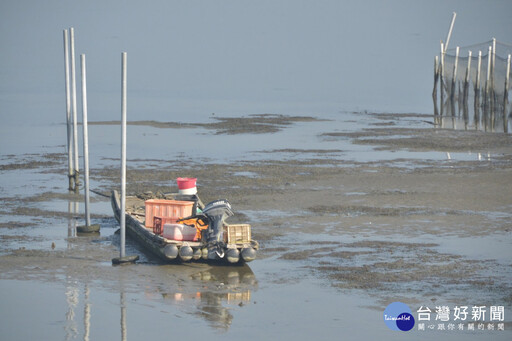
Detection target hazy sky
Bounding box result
[1,0,511,123]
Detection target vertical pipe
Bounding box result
[475,51,482,95]
[484,46,492,131]
[80,54,91,226]
[450,46,459,116]
[444,12,457,53]
[491,38,497,126]
[433,56,439,95]
[433,55,439,97]
[463,51,472,123]
[440,42,445,115]
[492,38,496,91]
[433,56,439,117]
[70,27,80,187]
[120,52,127,258]
[464,51,472,101]
[63,29,74,190]
[485,47,492,106]
[474,50,482,129]
[504,54,511,133]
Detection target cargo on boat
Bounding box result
[110,189,259,264]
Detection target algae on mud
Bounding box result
[1,112,511,338]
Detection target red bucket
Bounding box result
[176,177,197,194]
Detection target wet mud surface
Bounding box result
[1,112,512,337]
[89,113,323,135]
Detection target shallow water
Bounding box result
[2,1,512,338]
[2,110,511,339]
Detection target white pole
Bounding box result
[464,51,472,103]
[120,52,127,258]
[492,38,496,89]
[70,27,80,186]
[465,51,472,85]
[506,55,511,99]
[451,46,459,115]
[444,12,457,53]
[440,42,445,114]
[504,54,511,132]
[80,54,91,226]
[433,55,439,117]
[433,56,439,97]
[486,46,492,100]
[63,29,74,190]
[452,47,459,82]
[476,50,482,94]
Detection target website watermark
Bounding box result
[384,302,506,332]
[416,305,505,332]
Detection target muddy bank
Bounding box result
[1,112,511,308]
[323,126,512,152]
[89,113,324,135]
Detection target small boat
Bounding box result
[110,190,259,264]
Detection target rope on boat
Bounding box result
[90,189,110,198]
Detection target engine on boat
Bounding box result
[201,199,233,260]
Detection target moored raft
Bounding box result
[110,190,258,264]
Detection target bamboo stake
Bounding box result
[70,27,80,188]
[63,29,74,190]
[450,46,459,116]
[464,51,472,104]
[485,46,492,116]
[461,79,465,114]
[433,56,439,116]
[463,51,472,122]
[474,50,482,128]
[444,12,457,53]
[491,39,497,127]
[475,51,482,95]
[504,54,511,133]
[492,38,496,92]
[440,42,445,115]
[433,55,439,98]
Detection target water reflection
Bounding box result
[434,96,511,133]
[84,285,91,341]
[156,266,257,331]
[62,265,257,339]
[65,280,79,340]
[120,291,127,341]
[67,197,79,239]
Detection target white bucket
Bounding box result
[178,187,197,195]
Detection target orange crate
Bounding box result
[224,224,251,244]
[145,199,194,228]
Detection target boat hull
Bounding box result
[110,190,257,264]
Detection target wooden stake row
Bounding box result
[433,39,511,133]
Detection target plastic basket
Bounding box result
[224,224,251,244]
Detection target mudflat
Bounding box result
[1,112,511,336]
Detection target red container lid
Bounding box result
[176,177,197,190]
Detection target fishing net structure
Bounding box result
[434,39,512,132]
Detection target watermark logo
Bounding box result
[384,302,415,331]
[416,305,505,332]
